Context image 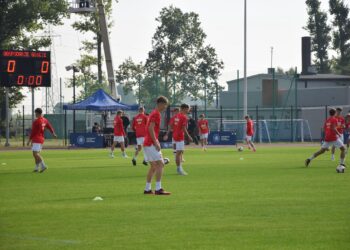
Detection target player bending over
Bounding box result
[143,96,170,195]
[198,114,209,151]
[305,108,346,168]
[110,110,128,158]
[173,104,193,176]
[245,115,256,152]
[131,107,148,166]
[331,107,345,161]
[27,108,57,173]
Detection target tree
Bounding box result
[0,0,67,132]
[304,0,331,73]
[145,6,224,104]
[115,58,168,107]
[71,0,114,85]
[329,0,350,74]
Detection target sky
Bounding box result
[18,0,342,113]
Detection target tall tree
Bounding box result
[304,0,331,73]
[0,0,67,130]
[145,6,224,104]
[71,0,114,85]
[329,0,350,74]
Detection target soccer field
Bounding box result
[0,146,349,250]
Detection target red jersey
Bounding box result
[168,115,176,128]
[172,113,188,141]
[324,117,338,142]
[132,113,148,138]
[114,116,125,136]
[335,116,345,134]
[198,119,209,134]
[30,117,54,144]
[246,119,254,136]
[144,109,161,147]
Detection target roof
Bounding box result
[227,73,294,85]
[63,89,138,111]
[298,74,350,81]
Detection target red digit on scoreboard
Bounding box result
[28,76,35,85]
[41,61,49,73]
[7,60,16,73]
[36,75,42,86]
[17,75,24,85]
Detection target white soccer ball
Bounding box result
[238,146,244,152]
[336,165,346,173]
[163,158,170,165]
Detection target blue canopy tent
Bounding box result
[62,89,138,147]
[63,88,137,111]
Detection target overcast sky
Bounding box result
[19,0,344,112]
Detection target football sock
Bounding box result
[340,158,345,165]
[156,181,162,191]
[309,155,315,160]
[40,161,46,168]
[34,164,39,170]
[145,182,152,191]
[177,165,183,171]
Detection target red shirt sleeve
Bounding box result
[45,119,55,134]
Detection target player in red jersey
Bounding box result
[305,108,346,168]
[245,115,256,152]
[331,107,346,161]
[27,108,57,173]
[143,96,170,195]
[173,104,192,176]
[163,107,180,159]
[131,107,148,166]
[110,110,127,158]
[198,114,209,151]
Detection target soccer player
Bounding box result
[143,96,170,195]
[110,110,127,158]
[163,107,180,159]
[198,114,209,151]
[245,115,256,152]
[305,108,346,168]
[172,104,193,175]
[131,107,148,166]
[331,107,345,161]
[27,108,57,173]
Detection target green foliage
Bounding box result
[71,0,114,86]
[0,0,68,122]
[329,0,350,74]
[304,0,331,73]
[145,6,224,104]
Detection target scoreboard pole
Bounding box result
[5,87,10,147]
[31,88,35,122]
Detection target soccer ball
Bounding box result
[238,146,244,152]
[163,158,170,165]
[336,165,345,173]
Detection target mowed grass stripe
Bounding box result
[0,147,349,250]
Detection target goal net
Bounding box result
[208,119,313,143]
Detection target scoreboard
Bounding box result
[0,50,51,87]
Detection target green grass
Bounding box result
[0,146,349,250]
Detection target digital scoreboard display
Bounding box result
[0,50,51,87]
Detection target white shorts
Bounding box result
[175,141,185,151]
[136,137,144,146]
[172,138,175,144]
[339,134,344,143]
[321,139,344,149]
[200,133,208,139]
[113,136,125,143]
[246,135,252,141]
[144,146,163,162]
[32,143,42,152]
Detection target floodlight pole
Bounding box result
[243,0,248,117]
[5,87,10,147]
